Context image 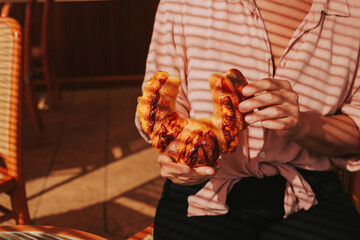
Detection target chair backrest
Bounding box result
[0,5,23,182]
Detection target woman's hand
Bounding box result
[239,78,303,139]
[157,154,221,185]
[238,78,360,156]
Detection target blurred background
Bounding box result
[0,0,163,239]
[0,1,359,239]
[5,0,159,82]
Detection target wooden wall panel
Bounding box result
[53,2,113,77]
[110,0,158,74]
[1,0,160,81]
[109,0,160,76]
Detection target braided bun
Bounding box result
[137,69,248,167]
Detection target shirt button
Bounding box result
[258,151,266,158]
[265,52,272,60]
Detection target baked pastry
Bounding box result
[137,69,248,167]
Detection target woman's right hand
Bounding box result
[157,153,221,185]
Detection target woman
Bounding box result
[135,0,360,239]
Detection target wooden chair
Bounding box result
[127,224,154,240]
[23,0,60,143]
[0,225,107,239]
[0,4,31,224]
[29,0,60,106]
[347,171,360,213]
[23,0,43,143]
[336,168,360,213]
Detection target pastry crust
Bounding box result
[137,69,248,167]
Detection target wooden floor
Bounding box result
[1,86,163,240]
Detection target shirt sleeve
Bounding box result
[135,0,191,143]
[331,58,360,171]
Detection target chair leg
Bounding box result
[41,0,59,109]
[24,75,43,143]
[42,51,58,109]
[50,51,62,100]
[10,184,31,225]
[348,171,360,213]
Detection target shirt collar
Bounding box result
[315,0,350,17]
[238,0,350,17]
[241,0,256,13]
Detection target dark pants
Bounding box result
[154,169,360,240]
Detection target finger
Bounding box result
[260,116,298,130]
[239,90,297,113]
[171,175,212,186]
[242,79,292,97]
[157,154,191,175]
[191,166,216,176]
[171,166,215,183]
[244,105,294,124]
[166,169,214,185]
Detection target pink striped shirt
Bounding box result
[135,0,360,217]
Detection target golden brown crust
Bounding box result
[220,96,239,152]
[176,130,220,168]
[137,71,169,135]
[152,112,188,152]
[226,69,248,131]
[137,69,248,167]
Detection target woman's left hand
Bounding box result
[238,78,302,139]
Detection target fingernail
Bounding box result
[243,87,251,95]
[205,169,212,175]
[239,102,248,110]
[245,115,252,123]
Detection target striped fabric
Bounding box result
[136,0,360,217]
